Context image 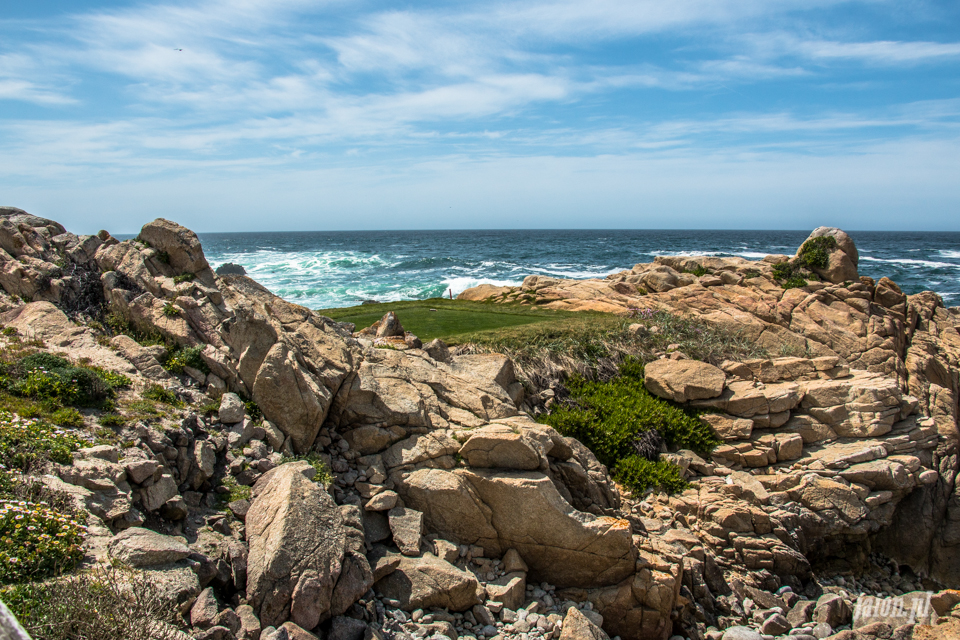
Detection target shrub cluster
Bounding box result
[771,235,838,289]
[0,411,90,470]
[1,564,186,640]
[162,345,209,376]
[0,353,130,413]
[538,359,719,494]
[0,499,85,584]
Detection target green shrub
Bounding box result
[783,275,808,290]
[2,327,18,337]
[156,251,170,264]
[1,564,186,640]
[219,475,252,505]
[244,399,261,422]
[615,457,689,494]
[684,265,708,277]
[538,359,719,494]
[172,273,195,284]
[161,303,179,317]
[97,413,126,427]
[0,411,89,470]
[163,345,209,376]
[141,385,181,408]
[797,235,837,270]
[280,452,332,486]
[50,408,84,428]
[0,499,85,584]
[0,353,128,411]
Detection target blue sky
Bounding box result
[1,0,959,233]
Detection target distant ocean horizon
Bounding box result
[122,229,960,310]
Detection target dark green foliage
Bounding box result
[684,265,708,277]
[157,251,170,264]
[141,384,181,407]
[161,303,179,317]
[783,276,808,290]
[743,269,762,279]
[0,353,128,411]
[615,457,689,494]
[97,413,126,427]
[163,345,209,376]
[539,359,719,494]
[50,408,84,428]
[797,235,837,270]
[244,399,261,422]
[172,273,195,284]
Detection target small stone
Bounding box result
[388,506,424,556]
[761,613,791,635]
[218,392,246,424]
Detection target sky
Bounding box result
[1,0,959,234]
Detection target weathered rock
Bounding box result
[559,607,609,640]
[245,462,346,628]
[108,527,191,567]
[814,593,851,627]
[219,393,246,424]
[485,572,525,610]
[388,506,424,556]
[373,553,480,611]
[644,359,726,403]
[190,587,220,629]
[139,218,214,281]
[720,628,763,640]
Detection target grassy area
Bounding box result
[317,298,589,342]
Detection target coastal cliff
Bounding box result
[1,209,959,640]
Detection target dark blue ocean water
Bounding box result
[187,230,960,310]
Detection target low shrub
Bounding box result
[172,273,195,284]
[0,499,85,584]
[141,385,181,408]
[0,411,89,471]
[0,353,130,411]
[161,304,179,317]
[797,235,837,270]
[163,345,209,376]
[538,359,719,494]
[97,413,126,427]
[50,408,84,428]
[1,563,186,640]
[281,452,332,486]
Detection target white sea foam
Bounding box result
[939,250,960,259]
[442,277,523,296]
[860,256,959,269]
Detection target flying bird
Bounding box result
[174,48,183,51]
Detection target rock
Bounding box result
[502,548,528,574]
[388,506,424,556]
[216,263,246,276]
[373,553,480,611]
[761,612,791,635]
[245,462,346,629]
[458,424,543,470]
[194,626,231,640]
[787,600,817,627]
[485,572,525,610]
[219,393,246,424]
[432,539,460,564]
[423,338,451,363]
[814,593,851,627]
[140,218,214,279]
[191,587,220,629]
[643,359,726,403]
[720,627,763,640]
[276,622,319,640]
[236,604,261,640]
[125,458,160,484]
[699,413,753,441]
[141,473,179,511]
[327,616,367,640]
[396,467,635,588]
[108,527,191,567]
[559,607,610,640]
[365,490,398,511]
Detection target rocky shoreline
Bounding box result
[1,210,959,640]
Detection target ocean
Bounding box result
[182,230,960,310]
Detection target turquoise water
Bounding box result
[180,230,960,310]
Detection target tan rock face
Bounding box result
[139,218,214,282]
[374,553,480,611]
[395,467,635,588]
[245,462,346,628]
[644,359,726,403]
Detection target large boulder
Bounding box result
[139,218,214,281]
[797,227,859,284]
[373,553,480,611]
[559,607,610,640]
[644,359,726,403]
[395,467,636,587]
[108,527,191,567]
[245,462,346,629]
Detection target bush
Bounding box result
[50,408,83,428]
[1,564,186,640]
[0,499,85,584]
[163,345,209,376]
[141,385,181,408]
[97,413,126,427]
[172,273,195,284]
[0,353,129,411]
[280,452,332,486]
[161,304,179,317]
[538,359,719,494]
[797,235,837,270]
[0,411,89,471]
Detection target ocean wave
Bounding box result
[939,250,960,259]
[859,256,960,269]
[442,276,523,296]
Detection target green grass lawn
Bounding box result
[316,298,594,343]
